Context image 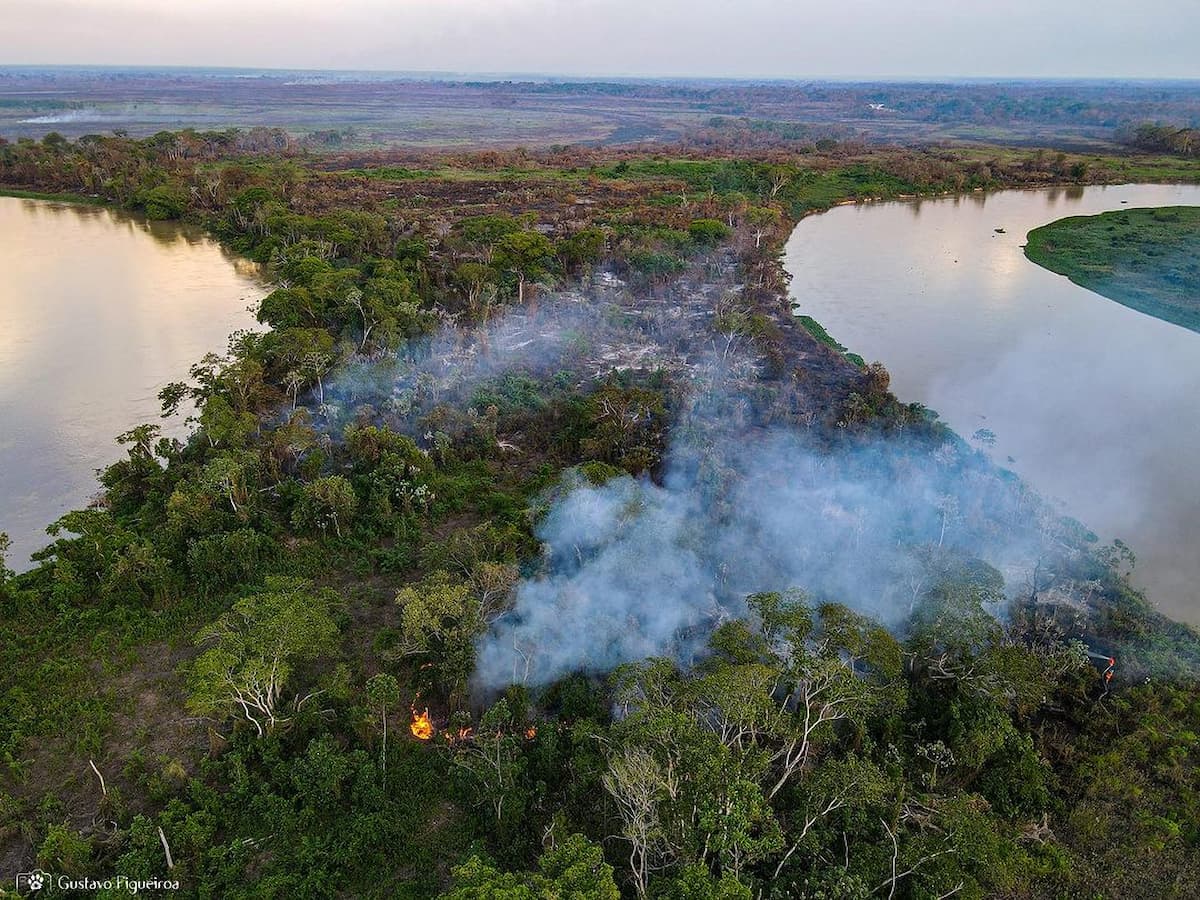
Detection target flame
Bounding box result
[525,726,538,740]
[410,707,433,740]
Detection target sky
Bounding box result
[2,0,1199,80]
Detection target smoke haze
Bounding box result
[474,375,1053,690]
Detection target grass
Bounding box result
[1025,206,1200,333]
[796,314,866,367]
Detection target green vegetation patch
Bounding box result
[796,314,866,367]
[1025,206,1200,333]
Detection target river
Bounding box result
[784,183,1200,623]
[0,197,267,570]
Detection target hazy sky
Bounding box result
[3,0,1199,79]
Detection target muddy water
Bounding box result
[0,197,267,569]
[784,184,1200,623]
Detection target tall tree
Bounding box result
[187,577,340,736]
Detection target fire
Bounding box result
[525,726,538,740]
[410,707,433,740]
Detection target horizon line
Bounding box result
[2,63,1199,85]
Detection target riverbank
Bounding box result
[0,196,268,571]
[0,186,104,204]
[781,182,1200,625]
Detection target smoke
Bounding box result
[19,109,109,124]
[478,472,716,687]
[298,270,698,440]
[474,371,1055,691]
[283,267,1070,691]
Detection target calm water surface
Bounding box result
[0,197,267,569]
[785,184,1200,622]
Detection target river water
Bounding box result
[785,183,1200,623]
[0,197,267,570]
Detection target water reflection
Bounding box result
[784,183,1200,623]
[0,197,268,570]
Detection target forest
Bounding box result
[1,130,1199,898]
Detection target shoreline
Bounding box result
[778,182,1200,626]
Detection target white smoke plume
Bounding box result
[474,383,1055,691]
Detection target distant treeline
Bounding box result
[1121,122,1200,157]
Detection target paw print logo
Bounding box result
[16,869,50,893]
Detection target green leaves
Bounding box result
[186,577,340,736]
[291,475,358,538]
[441,834,619,899]
[365,672,401,713]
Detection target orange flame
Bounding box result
[410,707,433,740]
[525,726,538,740]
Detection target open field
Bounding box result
[3,67,1200,151]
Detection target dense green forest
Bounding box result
[1,131,1199,898]
[1025,206,1200,333]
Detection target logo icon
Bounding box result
[16,870,51,892]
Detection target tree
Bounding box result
[745,206,782,249]
[393,572,480,658]
[0,532,16,597]
[198,395,257,449]
[343,287,374,352]
[365,673,401,777]
[696,595,888,801]
[341,272,430,353]
[722,191,750,227]
[557,226,607,274]
[269,327,335,408]
[187,577,340,736]
[688,218,733,247]
[596,594,903,895]
[292,475,358,537]
[391,571,500,699]
[449,698,529,829]
[301,349,334,407]
[33,508,164,606]
[139,182,188,220]
[603,744,668,899]
[659,866,751,900]
[696,775,783,881]
[454,261,499,322]
[581,385,667,474]
[494,230,555,304]
[440,834,619,899]
[200,452,256,515]
[186,528,277,594]
[454,213,524,262]
[765,164,794,198]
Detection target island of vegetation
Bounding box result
[1,127,1200,898]
[1025,206,1200,333]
